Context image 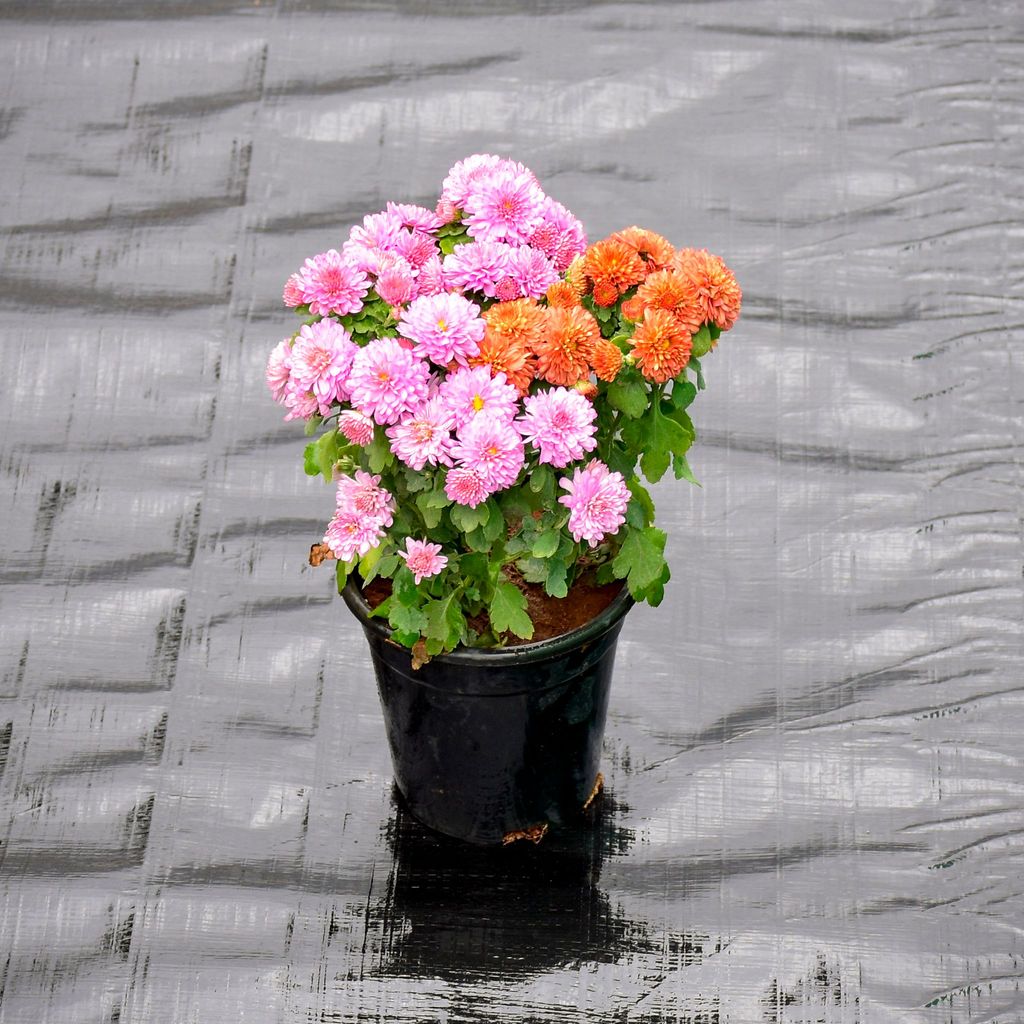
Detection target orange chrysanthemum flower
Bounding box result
[590,338,624,382]
[613,226,676,275]
[545,279,582,309]
[620,295,645,323]
[483,298,546,349]
[469,332,536,395]
[630,308,693,384]
[632,268,704,337]
[591,279,620,307]
[533,305,601,387]
[474,299,545,394]
[582,238,646,306]
[671,248,742,331]
[564,256,587,297]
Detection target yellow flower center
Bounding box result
[436,318,448,332]
[472,395,485,412]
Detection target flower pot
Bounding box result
[342,578,633,846]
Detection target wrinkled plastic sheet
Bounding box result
[0,2,1022,1021]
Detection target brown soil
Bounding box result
[361,571,624,647]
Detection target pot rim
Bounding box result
[342,575,634,666]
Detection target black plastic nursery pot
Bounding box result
[342,578,634,846]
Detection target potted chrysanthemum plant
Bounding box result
[267,154,740,844]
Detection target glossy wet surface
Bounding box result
[1,2,1022,1021]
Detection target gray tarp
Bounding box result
[0,2,1021,1021]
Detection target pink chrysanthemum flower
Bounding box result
[391,229,440,270]
[347,337,432,425]
[387,201,444,234]
[494,277,521,302]
[375,259,417,307]
[362,249,413,279]
[283,273,305,308]
[558,460,630,547]
[266,338,292,404]
[324,508,387,562]
[442,240,514,297]
[386,395,455,470]
[399,537,448,584]
[435,198,458,224]
[516,387,598,468]
[289,320,358,414]
[335,470,395,527]
[282,378,320,422]
[464,168,546,246]
[444,466,491,508]
[440,154,506,209]
[338,409,375,446]
[347,210,403,252]
[398,293,485,367]
[339,240,381,276]
[450,413,525,492]
[414,255,445,297]
[528,197,588,271]
[438,365,519,430]
[503,245,559,300]
[297,250,370,317]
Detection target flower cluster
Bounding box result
[269,156,740,654]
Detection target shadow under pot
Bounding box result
[342,578,633,846]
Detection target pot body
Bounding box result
[342,580,632,845]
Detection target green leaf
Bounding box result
[450,501,489,534]
[516,557,549,584]
[424,593,466,655]
[626,477,655,528]
[689,356,706,390]
[463,524,492,552]
[665,405,695,443]
[489,580,534,640]
[391,627,422,648]
[365,552,399,584]
[460,552,489,583]
[607,440,638,480]
[389,599,427,637]
[673,453,701,485]
[304,429,342,482]
[529,463,554,494]
[639,403,692,484]
[415,492,444,530]
[421,484,451,510]
[367,428,394,473]
[690,324,713,359]
[335,558,351,594]
[303,442,319,477]
[611,526,668,600]
[392,565,419,604]
[670,379,697,410]
[403,469,431,493]
[481,499,506,544]
[607,377,648,419]
[543,558,569,599]
[358,545,383,581]
[531,530,560,559]
[303,413,323,437]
